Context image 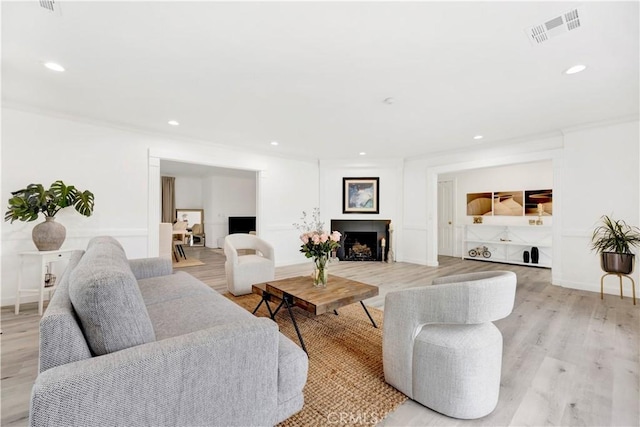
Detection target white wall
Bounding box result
[557,120,639,295]
[203,173,256,247]
[174,176,203,209]
[319,158,404,260]
[440,160,554,257]
[1,107,318,306]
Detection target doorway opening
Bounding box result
[147,153,260,257]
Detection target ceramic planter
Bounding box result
[32,217,66,251]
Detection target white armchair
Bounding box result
[383,271,517,419]
[224,233,275,296]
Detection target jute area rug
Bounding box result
[226,292,408,426]
[172,257,205,268]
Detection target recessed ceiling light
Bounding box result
[359,152,367,156]
[44,62,65,72]
[473,135,483,140]
[564,64,587,75]
[270,141,279,146]
[168,120,179,126]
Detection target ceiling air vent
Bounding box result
[525,8,582,45]
[39,0,55,12]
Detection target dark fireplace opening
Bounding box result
[343,231,377,261]
[331,219,390,262]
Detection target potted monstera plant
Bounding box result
[4,180,95,251]
[591,215,640,274]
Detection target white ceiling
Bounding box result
[2,1,638,160]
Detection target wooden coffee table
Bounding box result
[251,275,379,353]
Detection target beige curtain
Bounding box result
[161,176,176,223]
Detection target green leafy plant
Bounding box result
[591,215,640,255]
[4,180,95,223]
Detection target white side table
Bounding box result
[15,249,76,316]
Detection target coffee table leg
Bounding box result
[283,293,307,354]
[253,293,277,320]
[272,300,285,317]
[360,301,378,328]
[251,299,264,315]
[264,298,275,319]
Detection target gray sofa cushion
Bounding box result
[137,271,214,306]
[140,270,308,421]
[146,291,256,341]
[69,237,155,356]
[138,271,257,340]
[128,257,173,280]
[39,250,92,373]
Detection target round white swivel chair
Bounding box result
[383,271,517,419]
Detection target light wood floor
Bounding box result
[1,247,638,426]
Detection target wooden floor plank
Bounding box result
[509,356,578,426]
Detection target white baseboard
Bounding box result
[2,294,50,309]
[276,258,310,268]
[401,257,431,266]
[552,278,629,297]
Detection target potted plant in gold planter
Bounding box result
[591,215,640,274]
[4,180,95,251]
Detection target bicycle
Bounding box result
[468,245,491,258]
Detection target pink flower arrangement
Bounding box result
[299,230,341,258]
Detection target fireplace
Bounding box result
[343,231,377,261]
[331,219,390,262]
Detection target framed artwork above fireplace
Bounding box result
[343,177,379,214]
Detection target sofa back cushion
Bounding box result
[69,236,156,356]
[39,250,93,372]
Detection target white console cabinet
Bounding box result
[463,225,552,268]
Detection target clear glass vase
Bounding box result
[313,254,329,287]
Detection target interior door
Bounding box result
[438,180,455,257]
